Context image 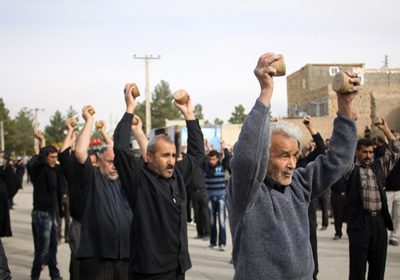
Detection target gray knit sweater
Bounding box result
[226,99,357,279]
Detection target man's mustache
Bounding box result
[164,164,174,171]
[282,168,294,174]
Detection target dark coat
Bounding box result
[0,178,12,237]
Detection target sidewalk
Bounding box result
[2,180,400,279]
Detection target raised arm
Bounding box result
[375,117,396,141]
[97,120,114,145]
[303,115,326,162]
[204,138,211,154]
[254,52,280,107]
[75,105,94,164]
[227,52,280,212]
[303,115,317,136]
[375,118,400,176]
[114,83,140,204]
[131,115,148,161]
[60,118,75,153]
[174,94,205,184]
[70,131,78,151]
[295,71,360,200]
[337,71,360,118]
[32,132,48,175]
[34,130,45,149]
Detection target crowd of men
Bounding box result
[0,52,399,280]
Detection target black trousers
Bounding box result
[191,189,210,237]
[57,195,71,242]
[308,205,318,280]
[69,219,81,280]
[331,192,346,237]
[79,257,129,280]
[186,188,192,223]
[315,189,330,227]
[129,268,184,280]
[348,213,388,280]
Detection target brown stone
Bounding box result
[173,90,188,104]
[270,54,286,76]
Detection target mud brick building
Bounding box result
[284,63,400,144]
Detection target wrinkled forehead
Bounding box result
[270,133,299,153]
[102,148,115,160]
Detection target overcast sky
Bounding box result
[1,0,399,132]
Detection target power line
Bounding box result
[159,0,246,56]
[49,62,145,108]
[154,0,232,55]
[134,0,208,55]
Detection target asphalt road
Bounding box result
[2,180,400,279]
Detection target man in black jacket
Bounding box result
[29,131,63,280]
[295,115,326,280]
[330,177,346,240]
[74,107,133,280]
[344,118,399,280]
[16,158,25,189]
[58,119,81,280]
[114,83,204,279]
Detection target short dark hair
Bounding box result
[147,135,174,154]
[377,137,384,144]
[357,138,374,151]
[208,150,219,158]
[46,145,58,156]
[88,150,98,162]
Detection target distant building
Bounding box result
[285,63,400,143]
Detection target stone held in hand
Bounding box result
[332,71,354,94]
[70,118,78,127]
[132,117,138,125]
[373,116,383,126]
[173,89,188,105]
[131,83,140,98]
[269,54,286,76]
[96,121,103,129]
[88,107,95,115]
[303,116,309,125]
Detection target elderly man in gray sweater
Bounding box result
[226,52,360,279]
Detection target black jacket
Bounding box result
[58,149,81,219]
[346,160,393,231]
[114,113,204,274]
[29,147,65,216]
[297,132,326,168]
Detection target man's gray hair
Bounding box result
[98,145,111,160]
[270,121,303,142]
[147,135,175,154]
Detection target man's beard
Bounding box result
[274,168,294,186]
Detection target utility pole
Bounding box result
[32,108,45,148]
[134,54,160,137]
[0,121,4,152]
[382,55,388,68]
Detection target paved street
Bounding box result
[2,180,400,279]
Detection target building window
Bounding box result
[302,78,306,89]
[293,79,296,85]
[329,67,339,76]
